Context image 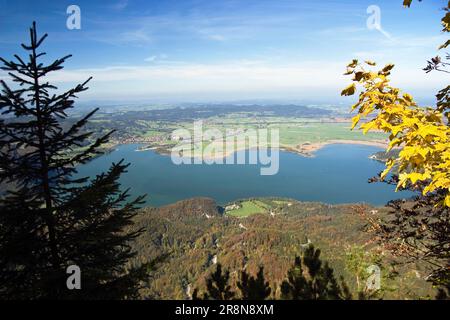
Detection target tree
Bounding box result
[280,246,351,300]
[237,266,271,300]
[344,244,394,299]
[0,22,146,299]
[342,1,449,298]
[196,264,235,300]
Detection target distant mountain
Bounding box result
[95,104,336,123]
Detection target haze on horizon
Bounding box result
[0,0,448,105]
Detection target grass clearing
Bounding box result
[226,200,268,218]
[276,123,386,146]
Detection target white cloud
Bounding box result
[40,60,448,101]
[318,26,367,35]
[144,56,157,62]
[205,34,226,42]
[144,54,169,63]
[111,0,128,11]
[116,29,152,44]
[352,51,387,60]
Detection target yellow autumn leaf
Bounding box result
[360,120,377,134]
[397,173,409,190]
[381,160,395,180]
[341,84,356,96]
[381,64,395,74]
[351,114,361,130]
[347,59,358,68]
[417,125,447,140]
[387,138,402,151]
[445,194,450,207]
[403,0,412,8]
[390,125,403,137]
[344,60,450,206]
[408,172,431,184]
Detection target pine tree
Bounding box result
[200,264,235,300]
[237,266,271,300]
[280,246,352,300]
[0,22,146,299]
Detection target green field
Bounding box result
[226,200,268,217]
[186,118,385,145]
[274,122,385,146]
[91,112,388,156]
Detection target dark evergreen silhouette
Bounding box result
[436,281,450,300]
[196,264,235,300]
[280,246,352,300]
[193,252,352,300]
[0,22,146,299]
[237,266,271,300]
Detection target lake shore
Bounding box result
[286,139,389,158]
[137,139,389,161]
[76,142,404,207]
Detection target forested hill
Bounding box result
[86,104,336,122]
[127,197,433,299]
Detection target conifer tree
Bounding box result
[237,266,271,300]
[200,264,235,300]
[280,246,352,300]
[0,22,146,299]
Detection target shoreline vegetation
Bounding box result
[83,111,388,161]
[131,139,389,160]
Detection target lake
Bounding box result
[76,143,411,207]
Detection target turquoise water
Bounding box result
[76,143,411,207]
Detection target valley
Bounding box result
[83,103,388,159]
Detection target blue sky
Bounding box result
[0,0,448,104]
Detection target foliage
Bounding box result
[356,194,450,298]
[237,266,272,300]
[130,197,432,299]
[280,245,352,300]
[345,245,376,292]
[344,245,395,299]
[342,59,450,206]
[194,247,350,300]
[0,22,146,299]
[343,1,450,206]
[195,264,235,300]
[342,0,450,298]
